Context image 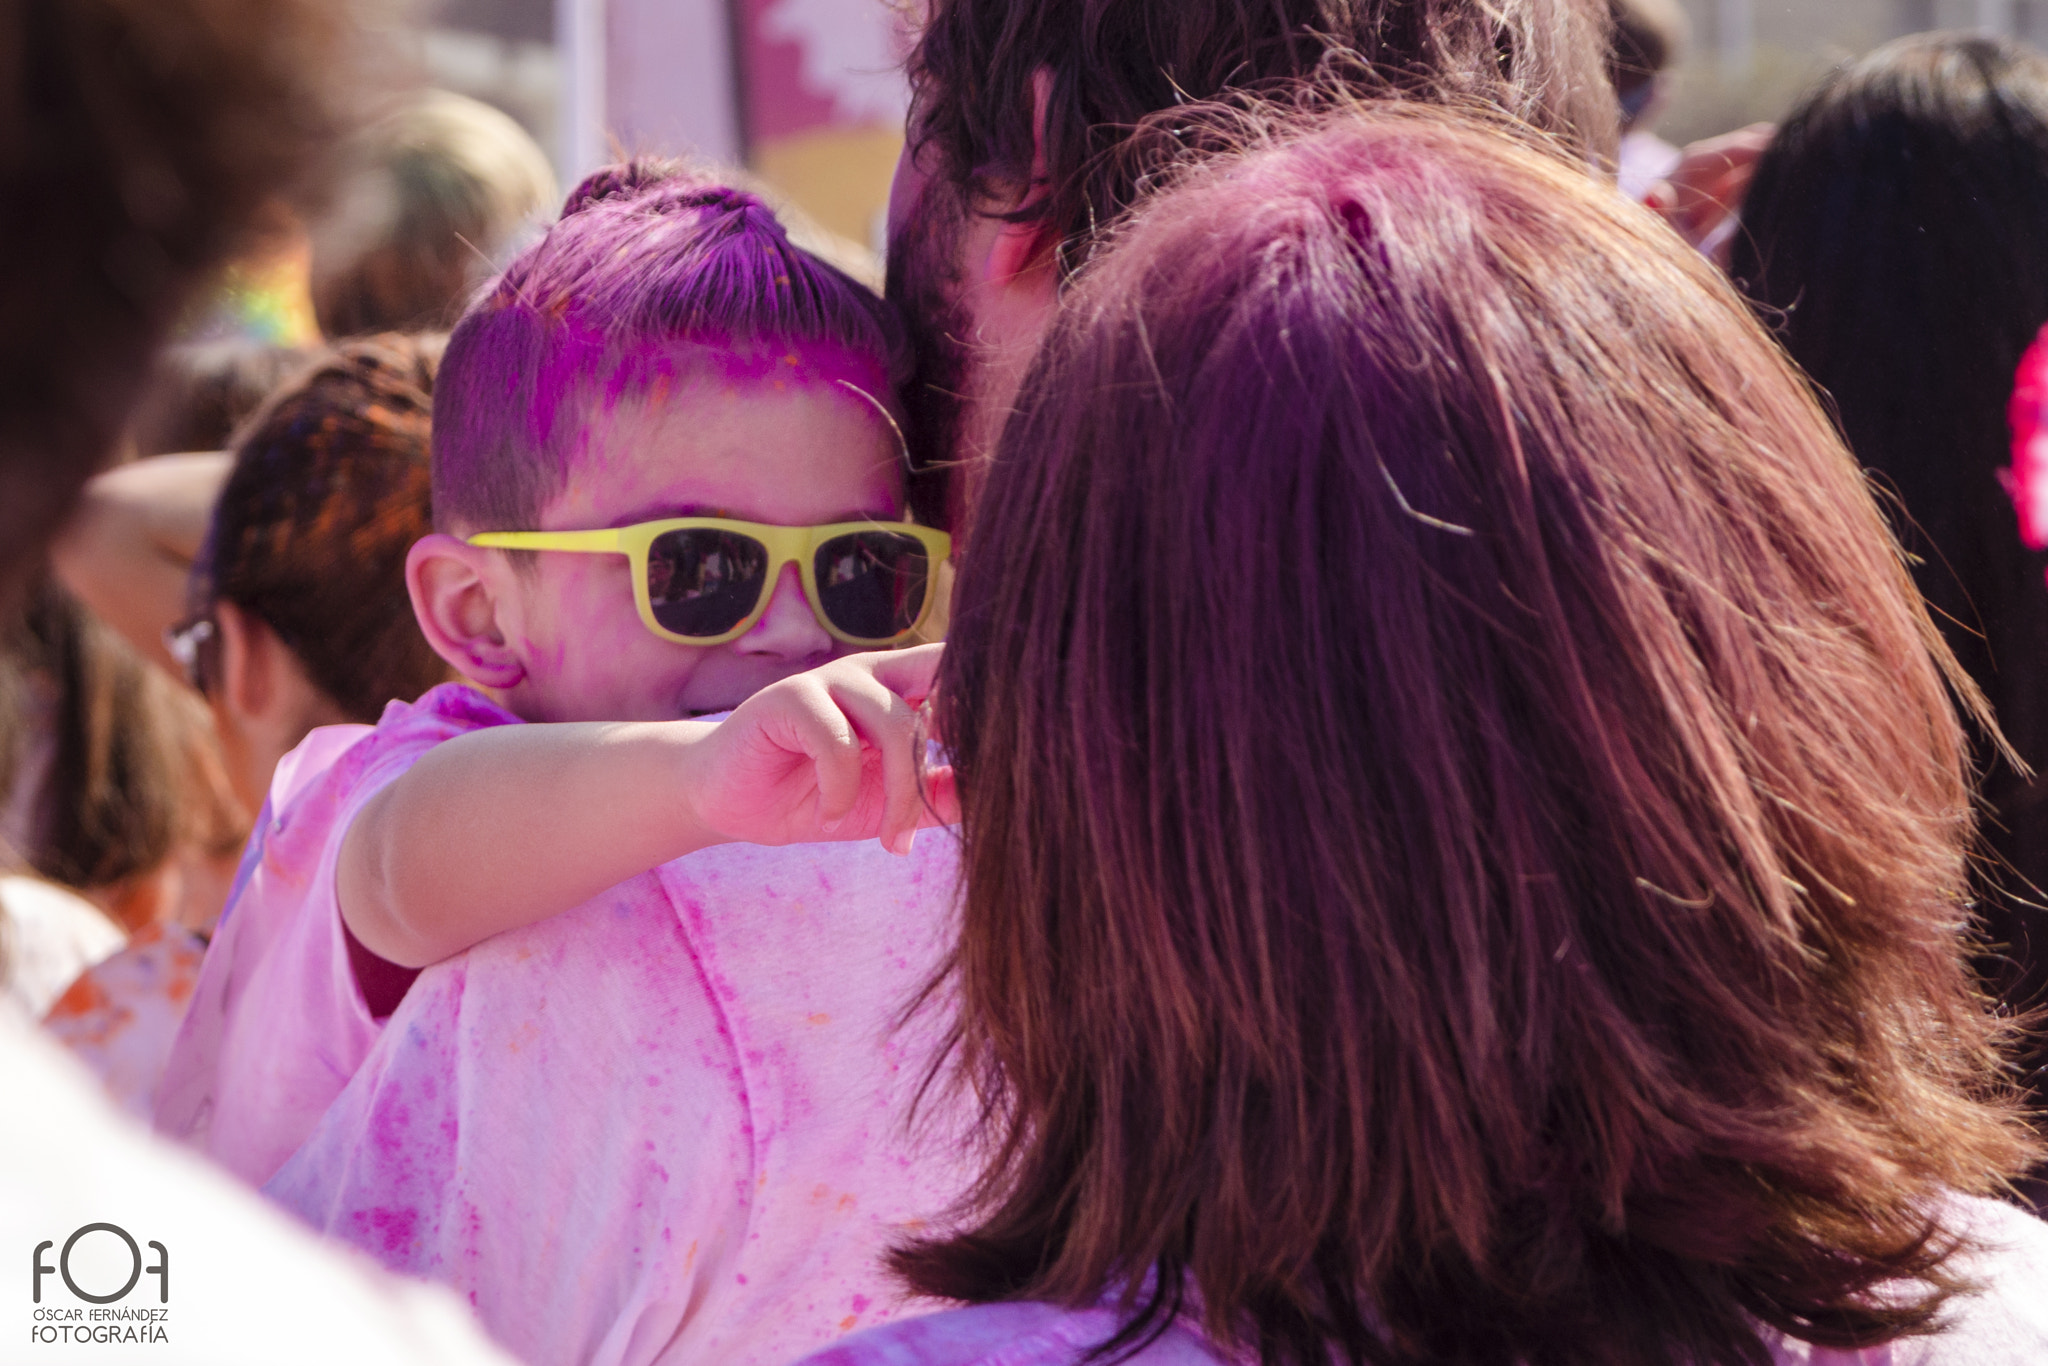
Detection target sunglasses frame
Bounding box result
[467,516,952,647]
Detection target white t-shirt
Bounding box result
[0,1001,520,1364]
[1,873,124,1017]
[154,689,468,1185]
[255,699,974,1366]
[44,920,209,1119]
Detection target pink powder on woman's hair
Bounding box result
[2003,322,2048,553]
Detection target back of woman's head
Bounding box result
[200,334,449,722]
[919,103,2036,1366]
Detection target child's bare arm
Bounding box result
[338,646,953,968]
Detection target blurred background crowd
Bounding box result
[15,0,2048,1084]
[3,0,2048,1117]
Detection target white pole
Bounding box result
[1977,0,2017,34]
[556,0,609,185]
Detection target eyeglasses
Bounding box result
[165,613,220,694]
[467,517,953,647]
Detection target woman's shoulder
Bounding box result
[793,1302,1231,1366]
[803,1204,2048,1366]
[1915,1196,2048,1361]
[1772,1195,2048,1366]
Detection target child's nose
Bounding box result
[734,562,834,661]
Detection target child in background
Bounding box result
[156,162,952,1192]
[46,336,450,1116]
[1609,0,1687,199]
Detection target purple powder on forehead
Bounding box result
[432,160,910,532]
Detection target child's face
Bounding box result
[505,364,907,722]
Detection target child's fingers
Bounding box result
[785,679,865,831]
[863,642,944,706]
[824,670,927,854]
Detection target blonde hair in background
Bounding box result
[313,89,559,337]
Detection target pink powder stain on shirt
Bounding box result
[268,821,976,1366]
[368,1095,419,1171]
[506,1019,540,1054]
[351,1205,421,1256]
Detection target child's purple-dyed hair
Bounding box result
[431,159,911,531]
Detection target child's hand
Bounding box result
[679,644,958,855]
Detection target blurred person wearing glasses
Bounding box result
[45,335,448,1117]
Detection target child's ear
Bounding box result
[406,534,526,691]
[984,67,1061,288]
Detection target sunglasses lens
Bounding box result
[814,532,935,642]
[646,528,771,639]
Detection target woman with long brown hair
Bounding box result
[800,104,2048,1365]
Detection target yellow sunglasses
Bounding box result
[468,516,952,647]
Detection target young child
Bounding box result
[155,162,954,1191]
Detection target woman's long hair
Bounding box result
[3,579,244,927]
[1729,32,2048,1146]
[905,103,2039,1366]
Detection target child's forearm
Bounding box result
[338,645,953,971]
[338,720,723,968]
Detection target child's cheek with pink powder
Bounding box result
[509,551,726,723]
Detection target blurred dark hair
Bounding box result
[903,0,1617,268]
[314,90,557,338]
[198,334,449,721]
[0,0,356,600]
[5,580,243,922]
[127,340,315,457]
[910,103,2036,1366]
[1608,0,1686,125]
[1730,32,2048,1136]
